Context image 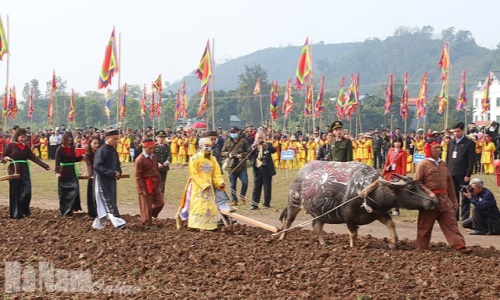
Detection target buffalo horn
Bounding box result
[378,176,407,187]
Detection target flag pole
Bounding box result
[117,32,121,130]
[211,38,216,130]
[309,40,315,134]
[259,92,263,126]
[3,15,10,131]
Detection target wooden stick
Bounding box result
[219,210,279,233]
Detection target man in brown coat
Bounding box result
[135,138,165,226]
[414,138,471,254]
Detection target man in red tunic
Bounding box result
[414,138,471,254]
[134,139,165,226]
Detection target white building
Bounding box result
[472,71,500,124]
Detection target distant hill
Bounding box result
[171,26,500,99]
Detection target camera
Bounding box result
[460,185,473,193]
[259,140,265,145]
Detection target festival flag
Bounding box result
[104,89,111,120]
[456,70,467,111]
[304,84,313,117]
[416,72,428,119]
[253,77,261,95]
[174,89,181,122]
[343,74,359,119]
[0,15,8,60]
[68,89,75,123]
[314,75,325,118]
[2,87,7,117]
[294,38,312,91]
[51,70,57,91]
[196,40,212,94]
[180,81,188,119]
[28,87,34,119]
[335,77,345,120]
[149,86,155,120]
[438,80,448,114]
[197,85,209,117]
[383,74,393,114]
[140,84,147,120]
[481,71,491,114]
[98,27,119,89]
[437,41,450,114]
[282,79,294,117]
[7,86,17,119]
[155,89,162,117]
[153,74,163,93]
[120,83,126,119]
[400,72,409,119]
[269,81,279,122]
[438,41,450,80]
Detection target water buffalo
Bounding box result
[279,161,438,248]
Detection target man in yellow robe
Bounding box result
[117,133,131,163]
[176,138,225,230]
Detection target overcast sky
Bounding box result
[1,0,499,98]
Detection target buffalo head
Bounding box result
[377,174,438,210]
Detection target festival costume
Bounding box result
[55,145,83,216]
[85,150,97,218]
[306,141,317,162]
[271,140,280,168]
[2,143,50,219]
[187,136,198,158]
[170,136,179,164]
[298,141,307,168]
[176,152,225,230]
[135,152,165,225]
[177,138,188,164]
[40,137,49,160]
[279,140,289,169]
[117,137,131,163]
[414,158,467,250]
[440,141,448,162]
[92,144,125,229]
[363,138,373,166]
[479,141,495,174]
[381,147,407,181]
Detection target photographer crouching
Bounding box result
[461,178,500,235]
[249,132,276,210]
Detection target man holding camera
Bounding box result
[221,127,250,206]
[461,178,500,235]
[249,132,276,210]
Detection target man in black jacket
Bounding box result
[447,122,476,220]
[249,132,276,210]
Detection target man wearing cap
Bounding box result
[221,127,250,205]
[462,178,500,235]
[326,121,353,162]
[92,129,126,229]
[154,130,172,194]
[135,138,165,226]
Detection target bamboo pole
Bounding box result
[116,32,121,130]
[259,92,263,126]
[3,15,9,131]
[211,38,216,130]
[309,40,315,134]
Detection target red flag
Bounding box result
[7,86,17,119]
[150,86,155,120]
[98,27,119,89]
[282,79,294,116]
[456,70,467,112]
[269,81,279,122]
[2,87,8,117]
[120,83,127,119]
[153,74,162,92]
[196,40,212,94]
[51,70,57,91]
[335,77,345,120]
[197,85,209,117]
[438,41,450,80]
[295,38,312,91]
[314,76,325,118]
[304,84,313,117]
[68,89,75,123]
[481,71,491,114]
[416,72,428,119]
[140,84,147,120]
[253,77,261,95]
[383,74,393,114]
[180,81,188,119]
[28,87,34,119]
[400,72,409,119]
